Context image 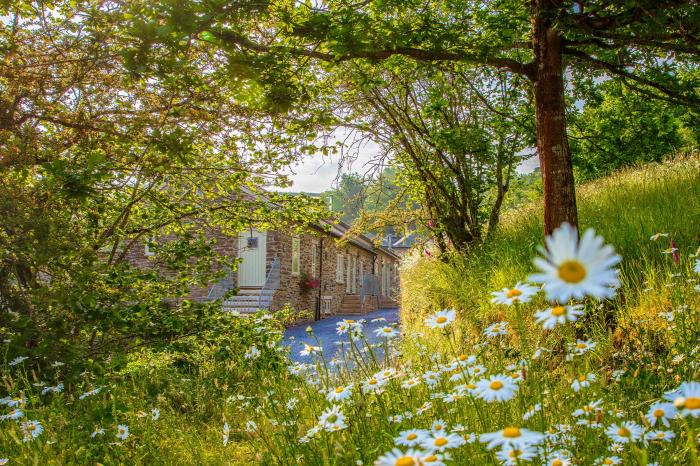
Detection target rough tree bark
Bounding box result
[531,0,579,235]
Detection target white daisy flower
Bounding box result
[483,321,509,338]
[573,399,604,417]
[491,282,540,306]
[0,408,24,420]
[374,326,399,339]
[420,432,465,452]
[395,429,428,447]
[664,381,700,417]
[431,419,449,433]
[318,405,346,432]
[571,373,596,392]
[646,429,676,442]
[244,346,260,360]
[401,377,421,389]
[150,408,160,420]
[223,422,230,446]
[41,383,64,395]
[453,353,477,366]
[327,384,353,403]
[646,402,676,427]
[495,444,537,465]
[605,421,643,443]
[374,448,422,466]
[8,356,28,366]
[422,370,441,387]
[523,404,542,421]
[20,420,43,441]
[649,233,669,241]
[480,426,545,449]
[543,451,572,466]
[79,387,102,400]
[425,309,456,329]
[568,339,596,356]
[594,456,622,465]
[475,374,519,402]
[116,424,129,440]
[362,376,388,393]
[535,304,584,329]
[694,259,700,274]
[529,223,621,302]
[91,427,105,438]
[419,452,447,466]
[299,343,322,357]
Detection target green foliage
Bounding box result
[570,80,691,178]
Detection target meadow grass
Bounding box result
[0,156,699,465]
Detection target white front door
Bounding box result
[238,230,267,287]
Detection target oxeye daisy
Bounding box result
[0,408,24,420]
[664,381,700,417]
[495,444,537,465]
[401,377,421,389]
[422,370,441,387]
[491,282,540,306]
[395,429,428,447]
[116,424,129,440]
[594,456,622,465]
[318,405,346,432]
[299,343,322,357]
[8,356,28,366]
[544,451,572,466]
[223,422,230,446]
[645,429,676,442]
[528,223,621,302]
[571,373,596,392]
[420,432,465,451]
[568,339,596,356]
[475,374,519,402]
[425,309,456,329]
[374,448,422,466]
[646,402,676,427]
[430,419,448,433]
[694,259,700,275]
[483,321,509,338]
[605,421,643,443]
[327,384,353,402]
[20,420,43,442]
[419,453,447,466]
[362,376,387,393]
[244,346,260,360]
[650,233,669,241]
[453,353,477,366]
[480,426,545,449]
[374,326,399,339]
[535,304,584,329]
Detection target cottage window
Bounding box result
[336,253,344,283]
[291,236,301,276]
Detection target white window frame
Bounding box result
[291,236,301,276]
[144,236,156,257]
[346,253,352,293]
[336,253,344,283]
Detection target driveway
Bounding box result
[284,307,400,365]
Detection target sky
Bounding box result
[282,140,540,194]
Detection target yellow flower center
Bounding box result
[327,414,338,423]
[436,316,447,324]
[406,433,417,440]
[395,457,415,466]
[576,342,587,349]
[368,378,377,385]
[490,380,504,390]
[552,460,563,466]
[653,408,665,417]
[503,427,521,438]
[434,424,443,431]
[558,260,587,283]
[617,427,631,437]
[335,387,345,393]
[28,424,36,431]
[685,397,700,409]
[511,372,519,379]
[459,354,467,361]
[383,328,391,333]
[506,289,522,298]
[551,306,566,316]
[603,459,613,465]
[578,375,586,382]
[423,455,437,463]
[434,437,448,447]
[656,432,665,438]
[509,450,522,458]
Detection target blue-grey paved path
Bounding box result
[284,308,399,364]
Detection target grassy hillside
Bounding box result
[401,155,700,330]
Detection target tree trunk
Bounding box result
[531,0,579,236]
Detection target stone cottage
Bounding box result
[125,219,401,319]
